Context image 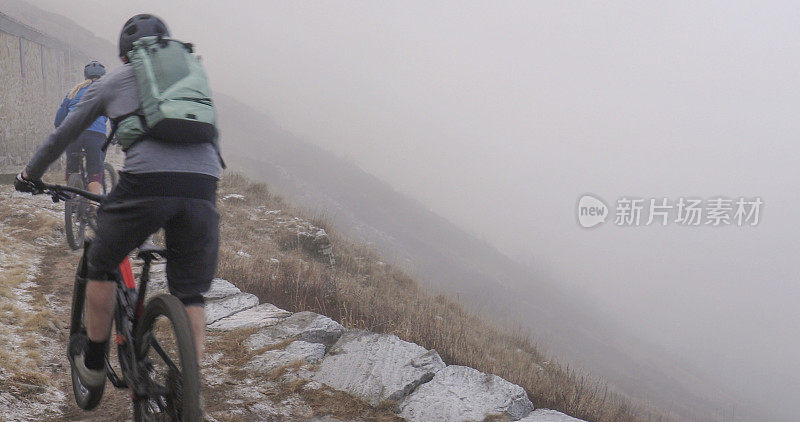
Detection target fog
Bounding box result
[24,1,800,419]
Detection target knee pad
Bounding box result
[87,172,104,185]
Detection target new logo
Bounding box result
[577,194,608,228]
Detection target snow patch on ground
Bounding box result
[0,186,68,420]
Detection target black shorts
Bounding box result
[65,130,107,181]
[86,173,219,303]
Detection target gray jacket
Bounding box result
[26,64,222,180]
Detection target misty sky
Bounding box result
[23,1,800,419]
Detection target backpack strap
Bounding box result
[103,111,224,168]
[102,111,148,152]
[214,142,227,169]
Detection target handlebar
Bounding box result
[36,182,105,203]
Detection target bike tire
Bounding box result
[102,163,118,195]
[65,174,86,250]
[133,294,202,422]
[67,253,106,410]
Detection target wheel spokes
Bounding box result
[151,338,183,377]
[137,319,185,420]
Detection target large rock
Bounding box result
[205,292,259,324]
[519,409,586,422]
[246,340,326,373]
[398,365,534,422]
[203,278,243,300]
[208,303,292,331]
[143,270,238,301]
[311,330,445,406]
[246,311,344,349]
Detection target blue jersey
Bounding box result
[54,81,107,134]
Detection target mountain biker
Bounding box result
[15,14,221,393]
[56,61,108,196]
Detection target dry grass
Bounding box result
[0,267,27,290]
[0,372,50,397]
[210,414,245,422]
[22,309,55,332]
[1,210,61,244]
[0,284,12,299]
[215,173,663,422]
[296,386,404,422]
[206,327,276,378]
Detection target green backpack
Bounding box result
[109,36,221,161]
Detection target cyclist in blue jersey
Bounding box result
[56,61,108,195]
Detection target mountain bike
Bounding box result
[38,182,202,421]
[64,152,117,250]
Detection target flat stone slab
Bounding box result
[246,340,326,373]
[519,409,585,422]
[398,365,534,421]
[311,330,445,406]
[208,303,292,331]
[204,278,242,300]
[246,311,344,349]
[143,272,240,301]
[205,292,259,324]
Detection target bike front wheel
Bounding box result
[64,174,87,250]
[67,253,107,410]
[133,294,202,421]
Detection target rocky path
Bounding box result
[145,264,585,421]
[1,186,584,421]
[0,188,400,421]
[40,248,136,422]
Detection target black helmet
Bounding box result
[84,61,105,79]
[119,14,170,57]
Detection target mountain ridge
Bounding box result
[0,1,759,419]
[215,94,750,422]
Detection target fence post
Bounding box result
[19,37,24,77]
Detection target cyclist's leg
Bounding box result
[81,131,106,196]
[85,196,176,368]
[185,306,206,360]
[64,139,81,182]
[163,198,220,361]
[84,281,115,361]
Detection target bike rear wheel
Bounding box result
[67,253,107,410]
[65,174,87,250]
[133,294,202,421]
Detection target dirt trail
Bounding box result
[34,247,134,422]
[1,187,401,421]
[0,188,131,421]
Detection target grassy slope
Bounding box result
[215,93,731,422]
[216,173,665,422]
